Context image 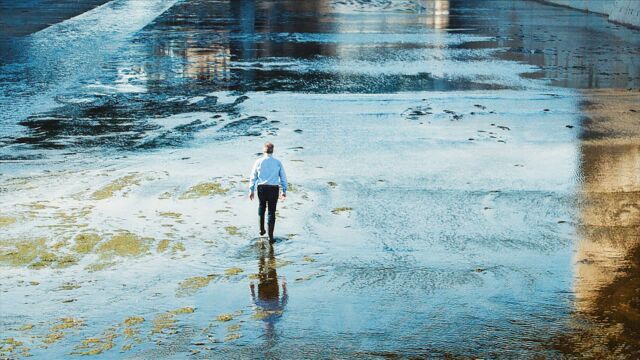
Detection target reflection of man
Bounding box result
[250,243,288,339]
[249,142,287,244]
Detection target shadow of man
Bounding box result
[250,242,288,344]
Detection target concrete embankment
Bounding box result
[541,0,640,28]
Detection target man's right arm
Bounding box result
[249,160,259,193]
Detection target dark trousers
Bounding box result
[257,185,279,240]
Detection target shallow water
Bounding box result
[1,0,639,358]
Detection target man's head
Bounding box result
[263,142,274,154]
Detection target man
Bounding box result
[249,142,287,243]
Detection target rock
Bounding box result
[565,125,574,128]
[497,125,510,131]
[294,129,303,133]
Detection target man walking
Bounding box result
[249,142,287,243]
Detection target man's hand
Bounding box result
[280,193,286,201]
[249,191,254,201]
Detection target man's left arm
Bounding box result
[279,161,288,198]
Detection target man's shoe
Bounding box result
[260,229,266,236]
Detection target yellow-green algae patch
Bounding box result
[224,226,240,236]
[227,324,241,332]
[179,182,228,200]
[151,307,195,334]
[123,316,144,327]
[303,255,316,262]
[0,337,30,358]
[156,239,170,253]
[85,261,115,272]
[73,328,118,356]
[43,317,84,346]
[18,324,34,331]
[0,216,16,227]
[216,314,234,322]
[252,309,283,320]
[224,333,242,342]
[91,174,140,200]
[225,267,243,276]
[159,211,182,219]
[74,233,101,254]
[0,238,47,267]
[331,207,353,215]
[176,275,217,297]
[96,232,150,258]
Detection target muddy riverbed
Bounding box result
[1,0,639,358]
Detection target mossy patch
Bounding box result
[96,232,150,258]
[151,307,194,334]
[18,324,34,331]
[224,226,240,236]
[252,309,283,320]
[86,261,115,272]
[0,216,16,227]
[224,333,242,342]
[73,329,117,356]
[156,239,170,253]
[226,324,241,332]
[224,267,243,276]
[176,275,217,297]
[51,317,84,332]
[303,255,316,262]
[216,314,233,322]
[74,233,101,254]
[123,317,144,327]
[331,207,353,215]
[0,337,30,358]
[0,238,47,267]
[159,212,182,219]
[92,174,140,200]
[179,182,228,200]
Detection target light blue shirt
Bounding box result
[249,154,288,194]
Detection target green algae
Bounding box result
[96,232,150,258]
[0,337,30,358]
[73,329,117,356]
[303,255,316,262]
[179,182,228,200]
[92,174,140,200]
[152,307,195,334]
[331,207,353,215]
[252,309,283,320]
[0,238,47,267]
[158,191,173,200]
[86,261,115,272]
[172,242,185,252]
[159,211,182,219]
[224,333,242,342]
[156,239,170,253]
[176,275,217,297]
[224,267,243,276]
[0,216,16,227]
[18,324,34,331]
[51,317,84,332]
[60,282,81,291]
[224,226,240,236]
[74,233,101,254]
[216,314,233,322]
[123,316,144,327]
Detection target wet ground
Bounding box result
[1,0,639,358]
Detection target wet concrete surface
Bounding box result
[0,0,639,358]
